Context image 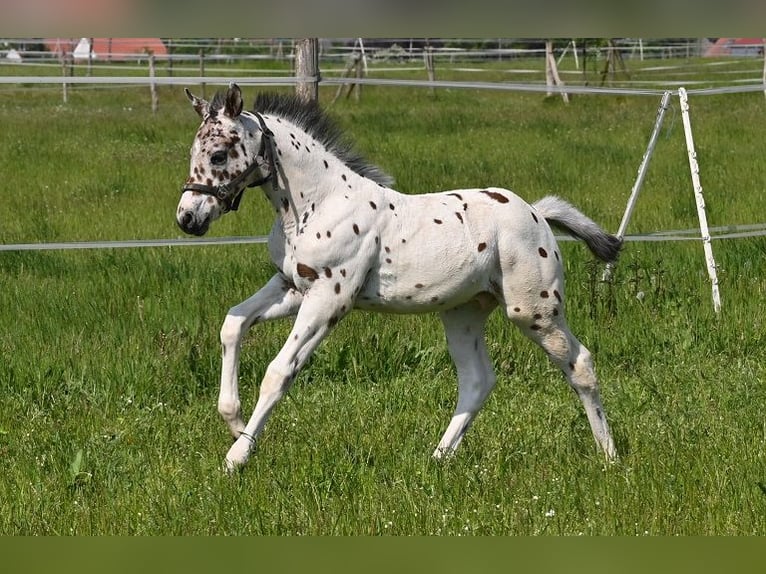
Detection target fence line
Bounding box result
[3,224,766,252]
[2,72,765,99]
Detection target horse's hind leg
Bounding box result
[512,308,617,460]
[433,300,497,459]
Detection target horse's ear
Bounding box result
[185,88,208,118]
[224,83,243,118]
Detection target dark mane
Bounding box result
[209,91,227,116]
[253,92,394,187]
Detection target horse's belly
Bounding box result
[354,267,489,314]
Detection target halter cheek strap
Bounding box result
[180,112,274,212]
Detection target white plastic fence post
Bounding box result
[678,87,722,314]
[602,90,671,282]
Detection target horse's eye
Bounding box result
[211,150,227,165]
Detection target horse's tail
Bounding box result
[533,195,622,263]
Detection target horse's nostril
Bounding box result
[180,212,194,229]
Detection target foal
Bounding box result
[176,84,621,471]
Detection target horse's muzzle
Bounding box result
[177,211,209,236]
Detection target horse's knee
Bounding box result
[220,313,246,348]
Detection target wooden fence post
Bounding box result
[87,37,93,77]
[167,38,173,77]
[545,40,569,103]
[424,41,435,95]
[199,49,206,99]
[295,38,319,103]
[148,52,158,113]
[61,52,70,104]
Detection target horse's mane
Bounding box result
[252,92,394,188]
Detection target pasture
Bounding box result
[1,57,766,534]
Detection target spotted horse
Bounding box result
[177,83,622,472]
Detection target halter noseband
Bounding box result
[181,112,274,213]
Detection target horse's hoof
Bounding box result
[224,438,251,473]
[223,457,240,475]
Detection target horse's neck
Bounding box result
[262,118,340,237]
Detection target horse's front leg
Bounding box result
[218,273,303,439]
[225,285,351,471]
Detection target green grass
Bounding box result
[1,58,766,535]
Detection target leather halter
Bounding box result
[180,112,274,212]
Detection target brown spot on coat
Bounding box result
[434,219,442,224]
[353,224,360,235]
[369,201,377,210]
[480,190,509,203]
[296,263,319,281]
[478,242,487,252]
[538,247,548,258]
[540,290,549,298]
[553,290,562,302]
[531,211,539,223]
[415,283,424,289]
[455,212,464,223]
[324,267,333,278]
[334,283,341,294]
[448,192,463,200]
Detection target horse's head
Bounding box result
[177,83,270,236]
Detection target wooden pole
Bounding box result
[762,38,766,100]
[87,37,93,76]
[602,91,672,282]
[295,38,319,103]
[424,41,435,95]
[353,53,362,101]
[199,49,206,99]
[61,56,68,104]
[167,38,173,77]
[679,87,721,314]
[149,52,158,114]
[545,41,569,103]
[332,53,356,104]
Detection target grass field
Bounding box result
[1,57,766,535]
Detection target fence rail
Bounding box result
[4,224,766,253]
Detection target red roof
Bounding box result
[705,38,764,57]
[45,38,167,60]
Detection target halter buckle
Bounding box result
[216,183,232,201]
